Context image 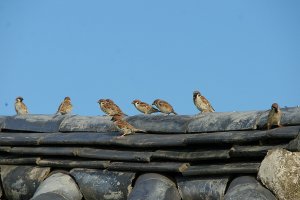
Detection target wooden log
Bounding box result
[36,158,110,169]
[187,111,263,133]
[0,165,51,200]
[257,106,300,128]
[0,133,42,146]
[186,126,299,145]
[265,125,300,139]
[0,156,39,165]
[31,172,82,200]
[77,148,152,162]
[126,115,193,133]
[70,168,135,200]
[59,115,118,132]
[224,176,276,200]
[186,131,266,145]
[182,162,260,176]
[108,162,189,173]
[39,132,187,148]
[152,149,230,161]
[230,144,288,158]
[176,176,229,200]
[128,173,181,200]
[0,146,153,162]
[2,114,67,133]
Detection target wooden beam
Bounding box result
[182,162,260,176]
[108,162,190,173]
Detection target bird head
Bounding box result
[132,99,141,105]
[16,96,24,102]
[193,91,201,99]
[64,96,71,101]
[271,103,279,112]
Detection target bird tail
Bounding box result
[150,107,160,113]
[173,111,178,115]
[134,128,146,133]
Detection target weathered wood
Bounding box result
[1,165,51,200]
[70,168,135,200]
[108,162,190,173]
[0,126,297,148]
[0,156,39,165]
[187,111,263,133]
[152,149,230,161]
[230,144,288,157]
[0,146,153,162]
[36,158,110,169]
[2,114,67,133]
[0,133,42,146]
[186,126,298,145]
[257,106,300,128]
[39,132,188,148]
[186,131,266,145]
[31,172,83,200]
[126,115,193,133]
[224,176,276,200]
[265,125,300,138]
[59,115,118,132]
[182,162,260,176]
[128,173,181,200]
[176,176,229,200]
[77,148,152,162]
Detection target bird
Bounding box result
[193,91,215,113]
[111,114,145,137]
[56,96,73,115]
[152,99,177,115]
[132,99,160,114]
[97,99,125,116]
[267,103,282,130]
[14,96,29,115]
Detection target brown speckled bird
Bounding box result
[267,103,282,130]
[152,99,177,115]
[98,99,124,116]
[132,99,160,114]
[56,96,73,115]
[14,96,29,115]
[111,114,144,137]
[193,91,214,113]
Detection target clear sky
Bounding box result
[0,1,299,116]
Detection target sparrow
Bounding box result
[15,96,29,115]
[56,96,73,115]
[193,91,215,113]
[152,99,177,115]
[132,99,160,114]
[97,99,125,116]
[111,114,144,137]
[267,103,282,130]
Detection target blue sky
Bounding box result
[0,1,299,116]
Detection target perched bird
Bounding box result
[267,103,282,130]
[152,99,177,115]
[111,114,144,137]
[193,91,215,113]
[14,96,28,115]
[97,99,124,116]
[56,96,73,115]
[132,99,160,114]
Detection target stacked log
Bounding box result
[0,107,298,199]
